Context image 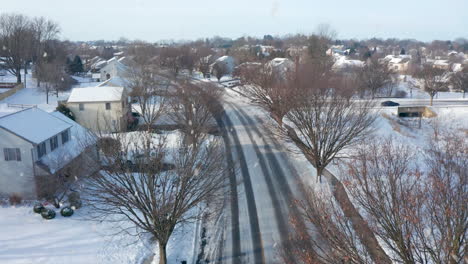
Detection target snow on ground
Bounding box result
[0,72,104,114]
[0,72,70,113]
[397,76,466,100]
[0,202,197,264]
[0,204,151,264]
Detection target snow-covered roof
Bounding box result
[0,107,72,144]
[98,76,130,89]
[333,57,364,69]
[452,63,463,72]
[267,58,294,73]
[68,86,124,103]
[434,60,449,66]
[40,111,96,174]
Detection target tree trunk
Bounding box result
[159,242,167,264]
[16,72,22,84]
[430,95,434,106]
[46,86,49,104]
[316,166,323,183]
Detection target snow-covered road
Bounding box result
[217,93,309,264]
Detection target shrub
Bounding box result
[41,209,56,220]
[394,90,408,98]
[60,206,74,217]
[56,104,75,121]
[97,137,121,156]
[68,192,82,209]
[33,203,45,214]
[9,193,22,205]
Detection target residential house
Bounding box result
[433,60,450,70]
[67,86,129,132]
[211,56,236,75]
[100,57,130,81]
[0,107,98,199]
[383,55,411,73]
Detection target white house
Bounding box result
[67,86,129,132]
[0,107,98,199]
[382,55,411,73]
[211,56,236,75]
[100,57,130,81]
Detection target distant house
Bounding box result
[67,86,129,132]
[382,55,411,73]
[0,108,98,199]
[100,57,130,81]
[211,56,236,75]
[433,60,450,70]
[332,56,364,71]
[267,58,295,77]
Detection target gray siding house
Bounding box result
[0,107,98,199]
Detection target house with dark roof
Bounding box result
[0,107,98,199]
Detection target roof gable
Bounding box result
[0,108,72,144]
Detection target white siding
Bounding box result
[68,100,127,132]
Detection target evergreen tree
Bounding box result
[72,55,84,73]
[56,104,75,121]
[400,48,406,55]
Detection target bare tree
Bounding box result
[343,135,467,264]
[417,133,467,264]
[450,67,468,98]
[284,61,376,182]
[0,13,33,83]
[212,61,229,82]
[415,64,448,105]
[128,66,170,128]
[197,49,216,78]
[356,57,396,98]
[85,131,228,264]
[168,80,221,148]
[281,189,373,264]
[0,14,60,84]
[344,139,424,263]
[238,61,294,125]
[35,61,71,104]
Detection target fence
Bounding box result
[0,83,24,101]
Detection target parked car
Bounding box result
[381,101,400,107]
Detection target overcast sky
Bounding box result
[2,0,467,42]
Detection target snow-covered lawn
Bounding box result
[0,204,151,264]
[0,72,70,113]
[0,72,102,114]
[0,196,197,264]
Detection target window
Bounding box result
[61,129,69,144]
[3,148,21,161]
[79,103,84,111]
[37,142,46,158]
[105,102,111,110]
[50,136,58,151]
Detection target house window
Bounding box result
[79,103,84,111]
[37,142,46,158]
[105,102,111,110]
[61,129,69,144]
[50,136,58,151]
[3,148,21,161]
